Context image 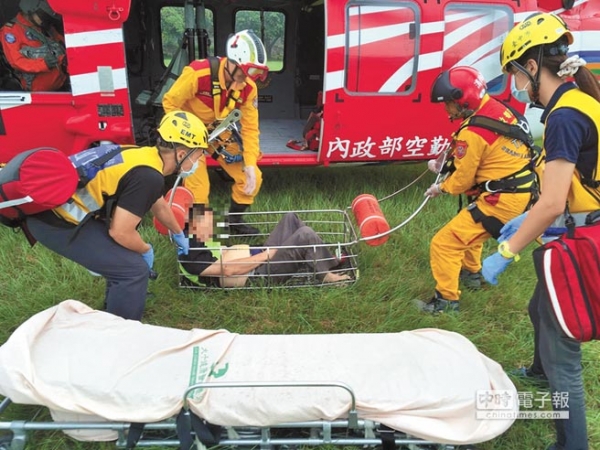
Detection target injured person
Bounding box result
[179,205,352,287]
[0,300,518,447]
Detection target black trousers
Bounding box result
[26,215,149,320]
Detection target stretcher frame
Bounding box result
[177,208,360,290]
[0,381,467,450]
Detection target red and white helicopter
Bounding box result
[0,0,598,167]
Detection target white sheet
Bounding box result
[0,300,517,445]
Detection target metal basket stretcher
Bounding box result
[177,208,360,290]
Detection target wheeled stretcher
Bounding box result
[0,301,518,449]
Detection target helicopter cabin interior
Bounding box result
[0,0,325,158]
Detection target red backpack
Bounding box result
[533,212,600,341]
[0,145,125,229]
[0,148,79,228]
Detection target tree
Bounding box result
[235,10,285,63]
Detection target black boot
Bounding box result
[228,201,260,236]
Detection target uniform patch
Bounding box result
[4,33,16,44]
[454,140,468,159]
[252,97,258,109]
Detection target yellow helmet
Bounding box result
[500,12,573,72]
[157,111,209,149]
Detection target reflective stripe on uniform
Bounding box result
[57,188,101,223]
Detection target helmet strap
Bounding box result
[531,46,544,103]
[511,58,541,103]
[174,147,197,172]
[448,102,473,122]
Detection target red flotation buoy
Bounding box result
[165,186,194,211]
[153,186,194,235]
[351,194,391,246]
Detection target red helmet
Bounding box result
[430,66,487,113]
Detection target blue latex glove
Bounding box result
[498,212,528,242]
[142,245,154,270]
[172,231,189,256]
[482,252,513,285]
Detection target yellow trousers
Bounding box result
[430,193,530,300]
[430,208,488,301]
[183,143,263,205]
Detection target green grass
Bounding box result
[1,162,599,449]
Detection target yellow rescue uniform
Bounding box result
[53,146,164,225]
[162,57,263,205]
[432,95,535,300]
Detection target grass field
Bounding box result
[0,162,599,449]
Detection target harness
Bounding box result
[443,104,541,239]
[208,56,242,120]
[207,56,245,160]
[452,105,542,197]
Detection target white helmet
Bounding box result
[226,30,269,82]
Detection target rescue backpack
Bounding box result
[0,145,124,229]
[533,210,600,342]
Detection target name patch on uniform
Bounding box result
[454,140,468,159]
[4,33,16,44]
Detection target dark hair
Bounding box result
[189,203,212,222]
[516,37,600,102]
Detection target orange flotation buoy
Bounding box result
[154,203,186,235]
[351,194,391,246]
[165,186,194,211]
[153,186,194,235]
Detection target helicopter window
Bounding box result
[442,5,512,95]
[345,3,418,95]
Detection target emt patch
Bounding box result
[4,33,16,44]
[454,140,468,159]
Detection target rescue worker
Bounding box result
[162,29,269,235]
[25,111,209,321]
[0,0,67,91]
[483,13,600,449]
[417,66,538,314]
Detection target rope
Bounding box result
[349,153,449,244]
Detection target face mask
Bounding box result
[511,76,532,104]
[179,160,198,179]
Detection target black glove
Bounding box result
[44,52,58,69]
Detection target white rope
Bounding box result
[376,167,429,203]
[353,153,449,244]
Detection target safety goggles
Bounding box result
[240,63,269,82]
